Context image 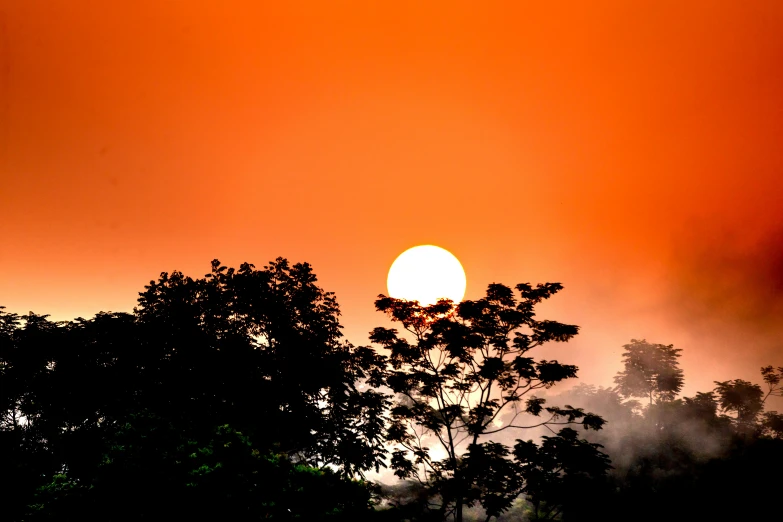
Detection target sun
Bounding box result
[387,245,467,306]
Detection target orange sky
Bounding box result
[2,1,783,399]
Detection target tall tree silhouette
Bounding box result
[712,368,779,431]
[713,379,762,424]
[613,339,684,405]
[372,283,607,521]
[133,258,389,476]
[759,366,783,438]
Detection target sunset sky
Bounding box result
[2,1,782,399]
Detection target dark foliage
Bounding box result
[3,263,782,521]
[613,339,684,404]
[372,283,608,521]
[0,259,388,520]
[557,362,783,522]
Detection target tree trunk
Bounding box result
[454,467,463,522]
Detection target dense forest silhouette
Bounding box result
[2,259,781,521]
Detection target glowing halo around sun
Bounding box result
[387,245,467,306]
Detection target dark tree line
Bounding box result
[1,259,388,520]
[560,341,783,522]
[2,258,781,521]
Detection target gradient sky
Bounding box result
[2,1,782,400]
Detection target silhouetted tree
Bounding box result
[132,258,389,476]
[513,428,611,520]
[1,259,389,520]
[761,411,783,438]
[613,339,684,405]
[713,366,782,433]
[760,365,783,402]
[713,378,764,430]
[570,354,783,522]
[372,283,607,521]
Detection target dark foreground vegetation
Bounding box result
[1,259,781,521]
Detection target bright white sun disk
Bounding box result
[387,245,467,306]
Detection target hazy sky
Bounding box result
[2,1,782,399]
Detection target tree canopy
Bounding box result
[0,259,388,520]
[371,282,608,521]
[613,339,684,404]
[3,260,783,521]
